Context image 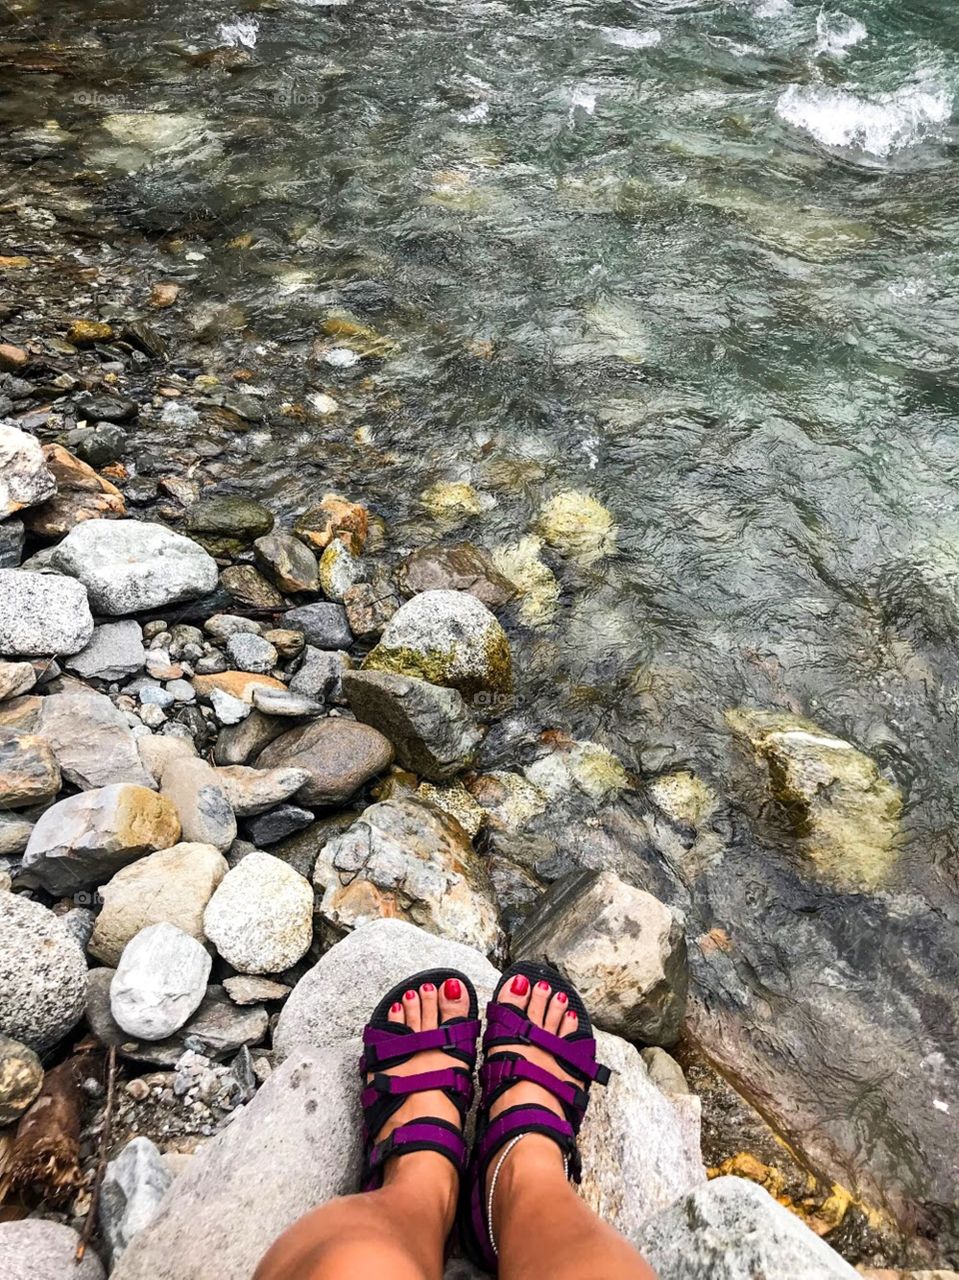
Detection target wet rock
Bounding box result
[315,796,502,955]
[491,535,560,625]
[317,539,362,602]
[183,496,274,556]
[638,1177,858,1279]
[49,520,218,615]
[110,922,212,1040]
[68,422,126,468]
[420,480,484,520]
[226,631,277,674]
[397,542,515,608]
[23,443,126,537]
[253,532,318,594]
[193,670,285,703]
[0,568,94,654]
[219,564,286,609]
[215,764,311,816]
[204,850,313,974]
[0,343,30,372]
[150,282,180,308]
[727,709,902,889]
[535,489,616,561]
[0,518,24,567]
[364,588,512,704]
[289,645,351,702]
[0,1220,105,1280]
[161,757,237,851]
[0,892,87,1052]
[257,717,393,805]
[65,620,146,681]
[213,709,290,765]
[247,803,314,845]
[124,475,159,505]
[79,393,138,423]
[100,1137,173,1265]
[342,669,482,781]
[0,421,56,519]
[415,780,484,837]
[283,601,353,649]
[22,784,181,894]
[513,869,688,1046]
[38,688,155,789]
[648,771,719,828]
[251,686,324,717]
[0,1033,43,1123]
[204,613,263,642]
[0,727,60,807]
[525,737,628,803]
[90,842,228,966]
[68,318,114,345]
[293,494,368,554]
[343,579,400,640]
[223,975,291,1005]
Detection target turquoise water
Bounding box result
[3,0,959,1260]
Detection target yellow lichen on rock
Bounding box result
[535,490,616,561]
[491,535,560,626]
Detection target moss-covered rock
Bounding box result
[491,535,560,625]
[535,490,616,561]
[363,589,511,706]
[183,496,274,556]
[726,708,902,889]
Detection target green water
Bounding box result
[2,0,959,1260]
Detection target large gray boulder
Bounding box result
[638,1177,860,1278]
[0,1219,104,1280]
[512,869,689,1047]
[0,422,56,520]
[342,669,482,781]
[116,920,705,1280]
[100,1136,174,1265]
[49,519,218,615]
[38,688,155,790]
[21,784,181,894]
[0,892,87,1052]
[110,922,212,1040]
[0,568,94,655]
[364,588,511,705]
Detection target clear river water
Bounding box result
[3,0,959,1264]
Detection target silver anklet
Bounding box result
[486,1135,569,1258]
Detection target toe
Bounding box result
[559,1008,578,1037]
[544,990,567,1034]
[438,975,469,1022]
[388,999,405,1027]
[403,986,421,1032]
[419,981,439,1030]
[527,978,552,1025]
[499,971,532,1012]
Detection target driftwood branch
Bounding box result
[75,1045,117,1262]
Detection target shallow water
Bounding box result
[3,0,959,1259]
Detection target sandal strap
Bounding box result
[475,1105,577,1171]
[483,1003,611,1084]
[360,1018,481,1071]
[366,1119,467,1181]
[360,1066,474,1110]
[479,1057,588,1122]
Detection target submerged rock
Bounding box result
[364,589,512,705]
[397,542,514,608]
[513,869,688,1046]
[315,795,502,956]
[49,519,218,615]
[535,489,616,561]
[491,535,560,625]
[525,737,629,803]
[0,892,87,1052]
[727,709,902,889]
[0,568,94,655]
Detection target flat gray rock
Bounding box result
[161,756,236,851]
[638,1177,859,1278]
[289,645,351,703]
[49,519,219,615]
[246,803,314,846]
[0,1219,104,1280]
[65,620,146,681]
[39,689,155,790]
[0,568,94,656]
[0,518,25,569]
[225,632,277,675]
[215,764,311,816]
[0,892,87,1052]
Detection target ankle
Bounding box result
[383,1151,459,1230]
[489,1134,567,1231]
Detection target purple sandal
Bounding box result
[359,968,481,1192]
[461,961,611,1270]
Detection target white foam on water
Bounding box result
[570,86,597,116]
[457,102,490,123]
[753,0,794,18]
[218,17,259,48]
[813,12,867,59]
[776,81,952,157]
[600,27,662,50]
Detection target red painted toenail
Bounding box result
[443,978,462,1000]
[390,1002,402,1013]
[404,989,416,1001]
[556,991,568,1003]
[422,982,435,992]
[510,974,529,996]
[537,980,551,991]
[566,1009,577,1019]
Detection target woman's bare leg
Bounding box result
[255,978,470,1280]
[487,973,658,1280]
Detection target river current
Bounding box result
[3,0,959,1264]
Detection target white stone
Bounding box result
[161,756,236,851]
[204,850,313,974]
[100,1137,174,1265]
[0,422,56,520]
[110,922,212,1040]
[0,568,94,655]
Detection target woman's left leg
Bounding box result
[253,1148,456,1280]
